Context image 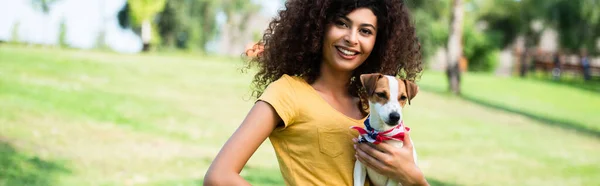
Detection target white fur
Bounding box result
[368,76,402,131]
[353,75,418,186]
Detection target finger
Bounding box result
[355,146,387,173]
[357,143,388,162]
[355,153,385,174]
[352,138,358,143]
[402,132,413,149]
[372,142,394,154]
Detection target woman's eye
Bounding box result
[335,20,348,28]
[400,95,407,100]
[376,92,387,98]
[360,29,372,35]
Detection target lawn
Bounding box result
[1,45,599,186]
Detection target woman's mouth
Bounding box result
[336,46,359,60]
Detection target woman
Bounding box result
[204,0,427,185]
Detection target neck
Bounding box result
[312,62,353,97]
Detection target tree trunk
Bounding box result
[97,0,107,49]
[141,19,151,52]
[446,0,464,95]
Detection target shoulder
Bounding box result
[265,74,307,92]
[258,74,307,128]
[260,74,300,100]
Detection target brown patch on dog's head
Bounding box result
[360,73,381,96]
[360,73,389,105]
[399,79,418,106]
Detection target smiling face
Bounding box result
[322,8,378,73]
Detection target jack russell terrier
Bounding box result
[351,73,419,186]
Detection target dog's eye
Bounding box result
[400,95,408,100]
[376,92,387,98]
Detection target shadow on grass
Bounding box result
[460,95,600,138]
[419,85,600,138]
[529,75,600,94]
[419,83,452,96]
[0,139,70,186]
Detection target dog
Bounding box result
[351,73,419,186]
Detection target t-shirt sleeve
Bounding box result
[257,75,298,129]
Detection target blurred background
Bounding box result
[0,0,599,185]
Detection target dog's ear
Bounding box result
[360,73,383,96]
[403,79,419,105]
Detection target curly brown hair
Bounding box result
[245,0,422,99]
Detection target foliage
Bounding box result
[477,0,600,54]
[153,0,260,51]
[127,0,167,26]
[462,22,500,72]
[476,0,521,48]
[30,0,60,14]
[407,0,450,62]
[548,0,600,54]
[117,2,131,29]
[154,0,219,50]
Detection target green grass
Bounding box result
[0,45,599,185]
[418,71,600,137]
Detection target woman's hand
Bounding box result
[353,132,428,186]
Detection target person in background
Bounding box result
[581,48,591,81]
[552,50,562,81]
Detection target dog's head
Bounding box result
[360,73,418,129]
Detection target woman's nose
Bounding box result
[344,31,358,46]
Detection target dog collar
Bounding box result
[350,116,410,144]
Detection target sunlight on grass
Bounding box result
[1,45,599,185]
[419,71,600,136]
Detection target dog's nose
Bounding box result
[389,112,400,124]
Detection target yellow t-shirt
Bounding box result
[258,74,368,185]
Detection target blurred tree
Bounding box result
[96,0,108,50]
[126,0,167,52]
[406,0,450,63]
[117,2,131,29]
[548,0,600,55]
[477,0,600,77]
[462,18,501,72]
[155,0,219,51]
[476,0,521,48]
[30,0,60,46]
[477,0,552,77]
[220,0,261,52]
[446,0,464,95]
[156,0,188,49]
[154,0,260,52]
[30,0,59,14]
[58,18,68,48]
[190,0,220,51]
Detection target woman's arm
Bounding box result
[354,132,429,186]
[203,101,281,186]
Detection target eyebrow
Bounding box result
[340,16,377,31]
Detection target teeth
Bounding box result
[337,47,357,56]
